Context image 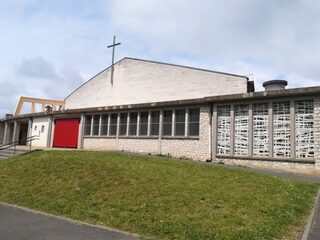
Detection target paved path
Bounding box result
[207,162,320,184]
[304,191,320,240]
[0,203,136,240]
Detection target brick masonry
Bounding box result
[83,106,211,161]
[215,158,316,171]
[314,97,320,169]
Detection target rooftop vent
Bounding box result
[263,80,288,91]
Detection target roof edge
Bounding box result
[123,57,249,79]
[3,86,320,122]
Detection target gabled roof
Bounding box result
[123,57,248,78]
[64,57,249,101]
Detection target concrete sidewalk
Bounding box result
[0,203,136,240]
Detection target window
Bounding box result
[253,103,269,157]
[129,112,138,136]
[100,114,108,136]
[234,105,249,156]
[296,101,314,158]
[217,106,231,155]
[41,125,45,133]
[175,109,186,136]
[150,111,160,136]
[119,113,128,136]
[92,115,100,136]
[163,110,172,136]
[34,125,37,131]
[84,115,92,136]
[273,102,290,157]
[139,112,148,136]
[189,108,200,136]
[109,113,118,136]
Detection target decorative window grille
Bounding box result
[188,109,200,136]
[234,105,249,156]
[119,113,128,136]
[100,114,108,136]
[295,100,314,158]
[139,112,149,136]
[92,115,100,136]
[253,103,269,157]
[175,109,186,136]
[273,102,290,157]
[217,105,231,155]
[84,115,92,136]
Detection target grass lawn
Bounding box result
[0,150,318,240]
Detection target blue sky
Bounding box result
[1,0,320,117]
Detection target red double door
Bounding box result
[53,118,80,148]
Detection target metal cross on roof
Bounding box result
[107,35,121,86]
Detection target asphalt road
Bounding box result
[0,203,136,240]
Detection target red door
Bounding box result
[53,118,80,148]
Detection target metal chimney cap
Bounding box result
[263,80,288,87]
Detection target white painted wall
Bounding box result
[65,58,248,109]
[30,117,50,147]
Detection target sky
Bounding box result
[1,0,320,117]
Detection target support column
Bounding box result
[172,110,175,137]
[268,102,274,158]
[31,103,35,113]
[12,121,18,143]
[158,110,163,154]
[185,109,189,137]
[290,100,296,159]
[3,122,9,145]
[212,104,218,161]
[248,103,253,156]
[77,114,85,149]
[50,119,55,148]
[137,112,140,136]
[127,113,130,136]
[107,115,110,136]
[46,116,53,148]
[230,105,235,156]
[27,118,33,146]
[147,111,151,136]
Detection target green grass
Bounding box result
[0,151,318,240]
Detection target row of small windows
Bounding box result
[217,100,314,159]
[84,108,200,137]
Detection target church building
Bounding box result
[1,57,319,171]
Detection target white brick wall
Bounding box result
[31,117,50,147]
[65,58,248,109]
[314,97,320,169]
[216,158,316,171]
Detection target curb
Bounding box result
[0,202,138,239]
[301,189,320,240]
